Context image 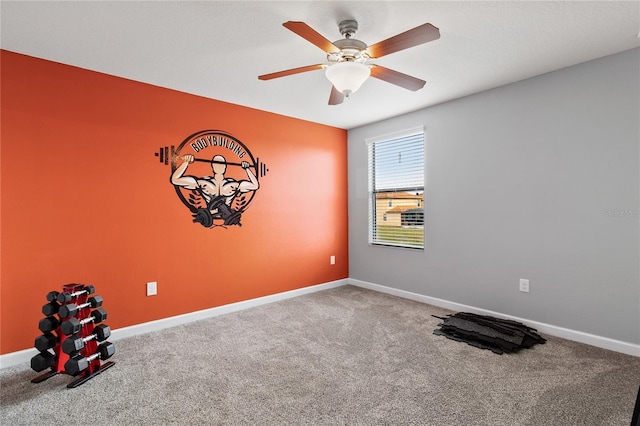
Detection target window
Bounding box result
[367,127,424,249]
[401,209,424,226]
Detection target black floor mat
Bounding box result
[433,312,547,354]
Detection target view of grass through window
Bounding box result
[376,222,424,248]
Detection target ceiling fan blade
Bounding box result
[283,21,340,53]
[258,64,325,80]
[328,86,345,105]
[370,65,426,91]
[366,23,440,58]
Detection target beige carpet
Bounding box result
[1,285,639,425]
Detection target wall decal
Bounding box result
[155,130,268,228]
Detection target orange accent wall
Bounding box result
[0,50,349,355]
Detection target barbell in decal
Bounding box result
[153,146,269,177]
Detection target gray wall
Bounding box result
[348,48,640,344]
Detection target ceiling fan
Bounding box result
[258,20,440,105]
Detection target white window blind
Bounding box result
[367,127,425,249]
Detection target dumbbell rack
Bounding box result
[31,283,115,388]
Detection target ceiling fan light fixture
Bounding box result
[325,61,370,97]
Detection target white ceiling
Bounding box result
[2,1,639,129]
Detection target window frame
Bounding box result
[366,126,425,250]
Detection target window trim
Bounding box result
[366,126,425,250]
[365,126,425,146]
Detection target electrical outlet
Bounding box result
[330,255,335,265]
[519,279,529,293]
[147,281,157,296]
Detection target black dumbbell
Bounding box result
[64,341,115,376]
[61,308,108,335]
[34,332,57,352]
[58,296,103,318]
[38,316,60,333]
[46,291,60,302]
[56,285,96,303]
[62,325,111,355]
[30,350,55,372]
[42,300,60,316]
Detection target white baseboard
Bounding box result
[0,348,34,370]
[348,278,640,357]
[0,279,348,370]
[109,279,347,342]
[4,277,637,370]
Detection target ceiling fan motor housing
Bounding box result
[329,38,368,64]
[328,20,369,64]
